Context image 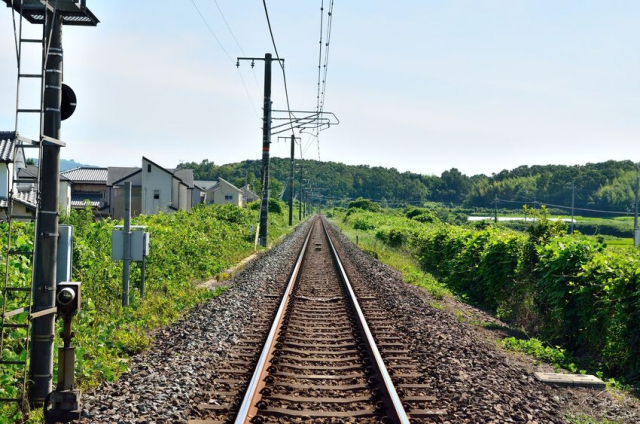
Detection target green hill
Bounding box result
[178,158,639,215]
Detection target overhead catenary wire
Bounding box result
[314,0,335,161]
[188,0,260,118]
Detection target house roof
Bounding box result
[171,169,194,189]
[107,167,141,186]
[16,165,71,182]
[17,165,38,179]
[241,184,260,201]
[0,131,16,162]
[71,192,102,207]
[217,177,242,193]
[61,167,108,183]
[13,184,37,209]
[194,180,219,191]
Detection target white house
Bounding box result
[0,132,38,219]
[195,178,244,207]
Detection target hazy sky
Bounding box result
[0,1,638,176]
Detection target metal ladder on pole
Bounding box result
[0,0,51,406]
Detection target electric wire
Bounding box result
[188,0,260,118]
[315,0,324,115]
[212,0,262,96]
[315,0,335,160]
[314,0,325,161]
[496,198,634,215]
[261,0,296,137]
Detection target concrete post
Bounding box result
[30,11,62,406]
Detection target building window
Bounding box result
[154,190,160,200]
[147,164,152,172]
[225,195,233,200]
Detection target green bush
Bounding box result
[336,206,640,382]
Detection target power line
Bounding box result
[319,0,335,114]
[314,0,335,161]
[189,0,233,61]
[188,0,260,118]
[261,0,295,137]
[496,197,634,215]
[212,0,262,96]
[315,0,324,115]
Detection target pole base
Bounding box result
[44,389,81,423]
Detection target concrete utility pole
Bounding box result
[570,182,575,235]
[289,134,295,225]
[237,54,284,247]
[494,195,498,223]
[30,11,62,406]
[298,164,303,221]
[122,182,132,306]
[634,163,639,247]
[259,54,272,247]
[278,135,298,226]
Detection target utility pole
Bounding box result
[278,135,299,226]
[298,165,303,221]
[30,10,63,406]
[237,54,284,247]
[570,182,575,235]
[289,135,295,225]
[494,195,498,223]
[4,0,99,410]
[122,182,132,306]
[634,163,639,247]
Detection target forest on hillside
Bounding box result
[177,158,640,215]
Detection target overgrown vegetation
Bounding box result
[0,201,297,422]
[334,206,640,386]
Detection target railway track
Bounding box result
[190,217,441,423]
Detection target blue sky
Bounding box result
[0,1,638,176]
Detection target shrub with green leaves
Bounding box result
[333,206,640,383]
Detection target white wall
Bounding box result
[179,183,188,211]
[0,163,8,198]
[210,180,243,207]
[59,180,71,215]
[141,158,173,214]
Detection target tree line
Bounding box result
[177,158,639,214]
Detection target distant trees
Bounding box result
[177,158,638,213]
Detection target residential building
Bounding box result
[240,184,259,206]
[60,167,109,216]
[106,158,194,218]
[195,178,243,207]
[107,167,141,219]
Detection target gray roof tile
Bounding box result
[61,167,108,183]
[0,131,16,162]
[71,192,102,207]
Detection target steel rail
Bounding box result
[234,220,314,424]
[321,218,411,424]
